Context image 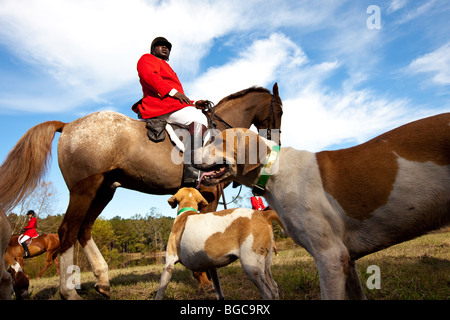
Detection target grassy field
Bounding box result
[26,231,449,300]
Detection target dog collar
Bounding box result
[252,145,280,196]
[177,207,197,216]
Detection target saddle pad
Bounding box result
[18,235,39,246]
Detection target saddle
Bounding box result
[18,234,39,246]
[144,118,188,153]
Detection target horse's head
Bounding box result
[253,83,283,145]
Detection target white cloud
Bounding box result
[406,42,450,86]
[0,0,241,108]
[187,32,425,153]
[387,0,409,14]
[394,0,438,24]
[187,33,307,102]
[281,88,413,151]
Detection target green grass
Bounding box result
[26,232,449,300]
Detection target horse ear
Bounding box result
[168,195,178,208]
[272,83,279,97]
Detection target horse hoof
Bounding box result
[95,284,110,298]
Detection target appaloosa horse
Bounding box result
[7,234,60,279]
[0,84,283,299]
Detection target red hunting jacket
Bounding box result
[23,217,38,238]
[133,53,193,119]
[251,196,266,211]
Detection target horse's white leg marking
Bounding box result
[59,245,81,300]
[83,238,109,295]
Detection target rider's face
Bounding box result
[152,45,171,60]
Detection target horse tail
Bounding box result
[0,121,66,212]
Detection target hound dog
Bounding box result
[155,187,281,300]
[194,113,450,299]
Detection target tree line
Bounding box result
[7,181,286,260]
[8,209,174,257]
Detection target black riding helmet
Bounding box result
[151,37,172,51]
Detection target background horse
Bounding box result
[0,207,12,300]
[1,207,29,299]
[7,233,60,279]
[0,84,283,299]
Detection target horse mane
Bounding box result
[216,86,271,107]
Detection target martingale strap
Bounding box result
[252,145,280,196]
[177,207,198,216]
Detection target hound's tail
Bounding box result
[262,207,285,231]
[0,121,66,212]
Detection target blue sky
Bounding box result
[0,0,449,219]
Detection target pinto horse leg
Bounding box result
[58,174,105,300]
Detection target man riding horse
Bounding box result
[132,37,211,185]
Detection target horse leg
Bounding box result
[53,255,60,276]
[58,174,105,300]
[77,177,116,298]
[37,251,53,279]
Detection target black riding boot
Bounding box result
[183,122,207,186]
[22,242,31,258]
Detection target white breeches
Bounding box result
[160,106,208,127]
[19,235,30,244]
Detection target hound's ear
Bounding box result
[198,197,209,211]
[168,195,178,208]
[193,191,209,211]
[242,163,261,176]
[241,132,270,176]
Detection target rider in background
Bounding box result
[251,196,266,211]
[20,210,38,258]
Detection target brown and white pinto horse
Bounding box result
[195,114,450,299]
[7,233,60,279]
[0,84,283,299]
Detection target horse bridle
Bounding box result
[203,94,280,143]
[256,95,280,142]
